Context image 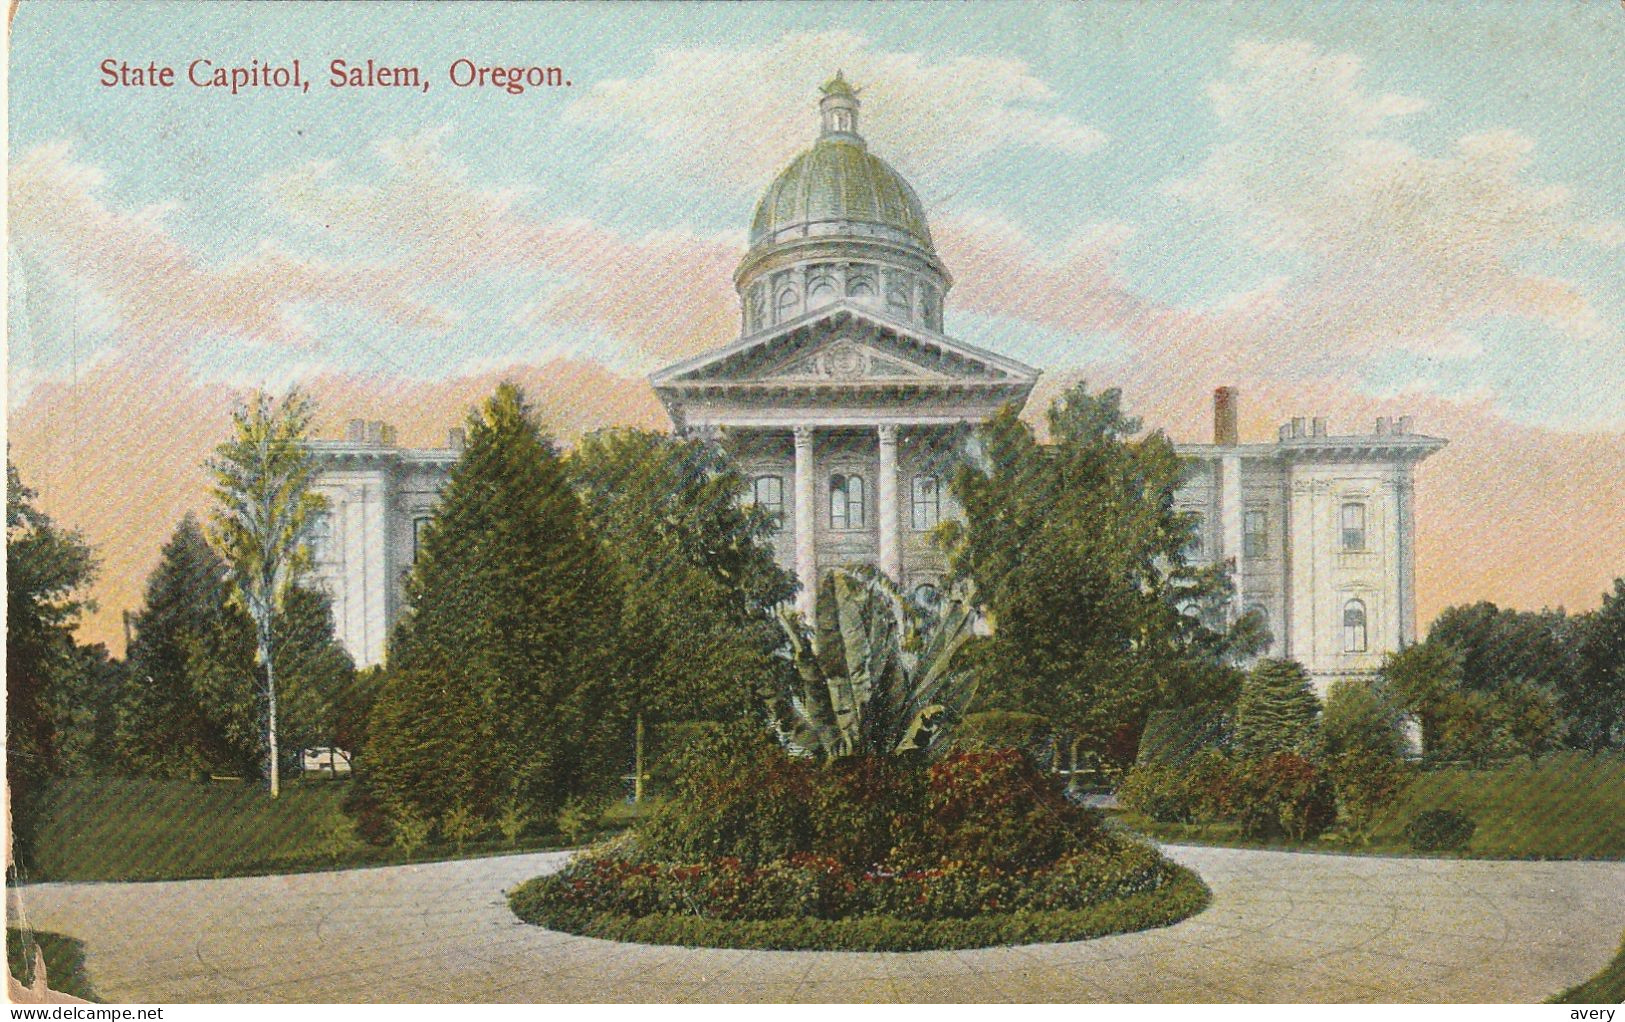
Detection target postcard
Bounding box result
[6,1,1623,1008]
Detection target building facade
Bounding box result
[306,77,1444,692]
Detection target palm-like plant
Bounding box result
[764,566,979,762]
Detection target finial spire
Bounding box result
[818,71,862,142]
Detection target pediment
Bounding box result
[650,303,1039,389]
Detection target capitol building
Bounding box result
[307,75,1444,693]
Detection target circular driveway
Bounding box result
[7,845,1622,1003]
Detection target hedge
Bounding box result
[509,865,1210,952]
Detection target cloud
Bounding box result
[565,29,1105,192]
[1159,39,1622,402]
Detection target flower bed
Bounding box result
[507,747,1209,951]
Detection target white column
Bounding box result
[1221,453,1244,617]
[877,424,901,581]
[794,427,817,619]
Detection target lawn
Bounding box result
[1118,751,1625,859]
[7,928,98,1001]
[20,776,618,884]
[1550,931,1625,1004]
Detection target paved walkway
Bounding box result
[7,846,1623,1003]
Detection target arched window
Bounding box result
[920,286,940,329]
[775,286,799,323]
[752,475,784,532]
[847,268,875,298]
[911,475,941,531]
[1244,603,1273,650]
[308,511,333,563]
[1341,502,1366,551]
[886,283,911,316]
[830,473,866,529]
[807,268,837,308]
[912,583,941,614]
[412,516,433,563]
[1343,599,1368,653]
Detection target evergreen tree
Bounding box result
[368,383,624,834]
[1571,578,1625,751]
[945,383,1255,769]
[569,429,794,732]
[6,461,97,871]
[1232,658,1321,755]
[124,514,258,775]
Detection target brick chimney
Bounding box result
[1214,387,1239,446]
[447,428,466,451]
[346,418,366,442]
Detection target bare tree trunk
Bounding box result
[633,713,645,805]
[262,633,279,799]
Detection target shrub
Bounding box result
[911,750,1099,869]
[1232,753,1336,841]
[1233,659,1321,755]
[1404,808,1477,852]
[954,710,1056,764]
[1321,679,1407,759]
[1116,763,1198,823]
[497,797,529,846]
[638,740,816,866]
[388,804,431,856]
[809,756,924,868]
[554,797,599,846]
[1326,751,1411,844]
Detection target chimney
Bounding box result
[1291,416,1306,438]
[1213,387,1239,446]
[1397,415,1413,435]
[364,421,383,445]
[1278,423,1292,442]
[1311,417,1327,437]
[1375,417,1389,435]
[447,427,466,451]
[346,418,366,443]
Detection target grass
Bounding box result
[1550,932,1625,1004]
[1118,751,1625,859]
[6,928,98,1001]
[19,776,620,884]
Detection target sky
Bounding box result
[7,2,1624,653]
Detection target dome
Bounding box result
[749,139,935,252]
[747,72,934,254]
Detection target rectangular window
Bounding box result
[413,516,433,563]
[1243,510,1268,558]
[308,512,333,563]
[831,474,865,529]
[1181,517,1204,561]
[1341,502,1366,551]
[752,475,784,532]
[911,475,941,531]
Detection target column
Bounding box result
[794,427,817,619]
[1221,453,1244,617]
[877,424,901,581]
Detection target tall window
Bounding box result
[1181,517,1204,561]
[775,285,799,323]
[1243,510,1268,558]
[911,475,941,531]
[412,516,433,563]
[308,511,333,563]
[1341,502,1366,551]
[1343,599,1368,652]
[752,475,784,532]
[830,473,866,529]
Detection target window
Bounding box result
[775,286,799,322]
[752,475,784,531]
[308,512,333,563]
[1181,517,1204,561]
[1343,599,1368,653]
[1243,510,1268,558]
[911,475,941,531]
[1341,502,1366,551]
[412,516,433,563]
[912,583,941,614]
[807,268,836,308]
[830,473,866,529]
[847,268,875,298]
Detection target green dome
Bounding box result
[749,138,935,252]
